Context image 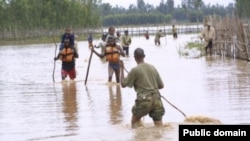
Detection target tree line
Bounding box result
[0,0,249,32]
[0,0,101,31]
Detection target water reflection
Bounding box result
[62,82,78,132]
[108,85,123,124]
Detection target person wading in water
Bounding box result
[172,24,178,39]
[121,30,132,57]
[92,36,125,83]
[145,31,149,40]
[154,29,165,46]
[200,22,216,56]
[120,48,165,128]
[54,38,79,81]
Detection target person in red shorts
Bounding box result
[54,38,79,81]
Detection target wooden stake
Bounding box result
[52,36,58,83]
[85,49,94,85]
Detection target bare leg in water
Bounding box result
[154,120,163,127]
[115,68,120,83]
[131,115,163,128]
[108,65,114,82]
[131,115,142,129]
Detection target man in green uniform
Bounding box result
[172,24,178,39]
[154,29,165,46]
[120,48,165,128]
[121,30,132,57]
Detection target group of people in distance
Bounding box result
[53,22,215,129]
[144,24,178,46]
[144,22,215,56]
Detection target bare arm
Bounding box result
[92,47,105,58]
[117,45,125,57]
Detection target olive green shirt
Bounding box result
[172,27,177,34]
[123,63,164,97]
[154,31,164,41]
[121,35,132,47]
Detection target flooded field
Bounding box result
[0,33,250,141]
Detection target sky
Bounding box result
[101,0,235,8]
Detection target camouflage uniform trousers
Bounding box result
[132,93,165,121]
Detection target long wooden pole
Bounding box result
[52,36,58,83]
[85,50,94,85]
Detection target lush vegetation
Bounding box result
[100,0,235,26]
[235,0,250,19]
[0,0,238,32]
[0,0,101,31]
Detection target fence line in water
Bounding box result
[0,23,203,41]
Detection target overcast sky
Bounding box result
[101,0,235,8]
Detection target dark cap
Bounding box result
[124,30,128,32]
[134,48,145,58]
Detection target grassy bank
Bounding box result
[0,34,101,46]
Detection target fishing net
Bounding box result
[161,95,221,124]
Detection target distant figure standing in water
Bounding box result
[120,48,165,129]
[88,33,93,48]
[116,31,121,43]
[172,24,178,39]
[144,31,149,40]
[121,30,132,57]
[154,29,165,46]
[200,22,216,56]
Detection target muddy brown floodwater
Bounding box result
[0,33,250,141]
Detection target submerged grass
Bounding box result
[186,42,203,50]
[177,41,205,57]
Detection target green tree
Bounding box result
[137,0,146,13]
[236,0,250,18]
[167,0,174,14]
